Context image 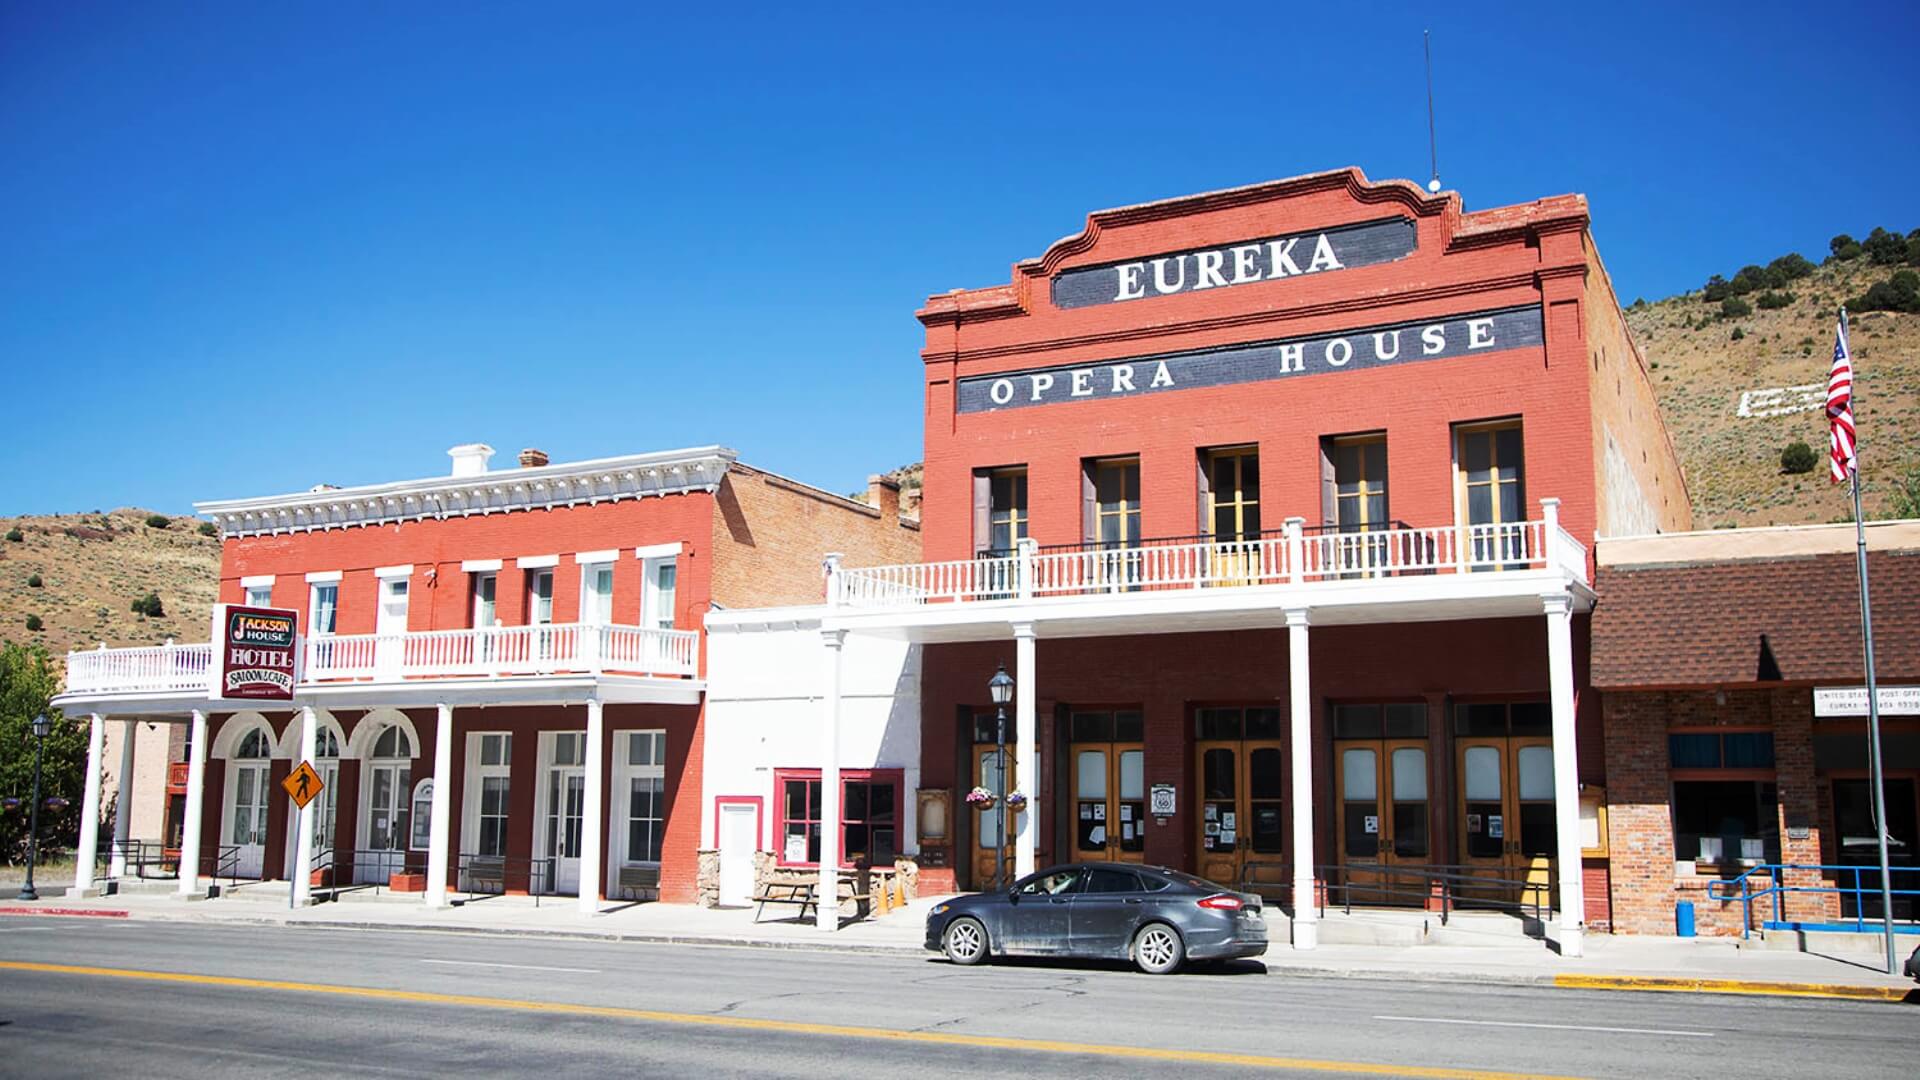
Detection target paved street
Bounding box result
[1,916,1914,1078]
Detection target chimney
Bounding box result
[518,447,550,469]
[448,443,495,478]
[866,474,901,522]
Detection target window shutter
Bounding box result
[1081,463,1098,545]
[972,472,992,555]
[1319,440,1337,528]
[1196,453,1214,536]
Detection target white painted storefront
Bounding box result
[701,608,921,914]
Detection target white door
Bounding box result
[361,761,411,883]
[538,732,585,895]
[718,803,758,908]
[376,577,409,674]
[228,763,270,878]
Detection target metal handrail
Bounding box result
[1704,862,1920,939]
[1237,861,1556,926]
[455,852,554,906]
[109,838,178,880]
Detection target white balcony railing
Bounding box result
[63,623,699,697]
[831,500,1589,610]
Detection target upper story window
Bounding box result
[244,581,273,608]
[580,562,614,625]
[471,572,497,628]
[1327,434,1388,532]
[973,467,1028,555]
[371,724,413,760]
[308,583,338,636]
[1084,457,1140,547]
[1201,447,1260,541]
[1456,421,1525,529]
[642,558,677,630]
[526,570,554,625]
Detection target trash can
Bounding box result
[1675,900,1696,938]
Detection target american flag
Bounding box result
[1827,312,1856,484]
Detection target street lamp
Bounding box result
[987,664,1014,890]
[17,713,51,902]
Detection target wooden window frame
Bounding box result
[1201,445,1260,541]
[1453,418,1526,530]
[1086,456,1141,547]
[1328,434,1389,532]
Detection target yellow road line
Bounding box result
[0,959,1580,1079]
[1554,974,1913,1002]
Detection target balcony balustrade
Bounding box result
[63,623,700,697]
[831,504,1588,610]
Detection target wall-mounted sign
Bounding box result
[1149,783,1177,817]
[211,603,300,701]
[1050,218,1417,309]
[1814,685,1920,717]
[957,305,1544,414]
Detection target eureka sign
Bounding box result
[1050,217,1416,309]
[212,603,300,701]
[957,305,1545,414]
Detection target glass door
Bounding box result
[968,710,1021,890]
[1336,741,1430,904]
[375,576,408,675]
[1193,707,1284,889]
[1069,710,1145,864]
[541,732,585,895]
[228,762,269,879]
[1832,777,1917,920]
[1454,703,1556,907]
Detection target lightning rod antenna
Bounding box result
[1424,30,1441,194]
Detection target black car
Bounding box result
[924,862,1267,974]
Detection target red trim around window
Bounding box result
[772,768,905,869]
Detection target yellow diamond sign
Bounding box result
[283,760,324,810]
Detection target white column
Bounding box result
[291,705,318,906]
[817,629,846,930]
[1286,609,1317,949]
[425,702,455,907]
[70,714,106,896]
[579,698,605,915]
[1013,621,1038,880]
[109,720,138,879]
[1544,592,1586,957]
[178,710,209,896]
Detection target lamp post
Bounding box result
[18,713,51,902]
[987,664,1014,890]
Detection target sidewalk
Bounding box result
[3,886,1914,1002]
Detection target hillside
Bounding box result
[0,509,221,665]
[1625,252,1920,528]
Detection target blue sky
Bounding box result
[3,2,1915,515]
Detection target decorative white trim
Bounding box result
[575,549,619,565]
[304,570,343,584]
[374,564,414,579]
[517,554,559,569]
[240,575,275,588]
[194,446,737,539]
[633,542,682,561]
[460,559,503,573]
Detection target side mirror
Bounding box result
[1007,890,1020,905]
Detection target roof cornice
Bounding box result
[195,446,738,539]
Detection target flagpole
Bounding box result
[1840,305,1898,976]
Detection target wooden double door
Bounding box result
[1068,710,1146,864]
[1335,739,1431,900]
[1194,706,1286,890]
[1455,735,1557,907]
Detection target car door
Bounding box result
[1003,868,1081,954]
[1070,866,1147,957]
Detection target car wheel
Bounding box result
[943,916,989,966]
[1133,923,1184,975]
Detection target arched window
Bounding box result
[410,779,434,851]
[372,725,412,759]
[237,727,273,759]
[315,727,341,759]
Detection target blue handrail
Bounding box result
[1704,862,1920,939]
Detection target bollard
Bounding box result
[1675,899,1696,938]
[875,877,892,916]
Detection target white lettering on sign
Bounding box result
[1055,218,1417,309]
[1814,686,1920,717]
[957,305,1546,413]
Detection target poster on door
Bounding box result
[211,604,301,701]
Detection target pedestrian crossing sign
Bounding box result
[283,760,324,809]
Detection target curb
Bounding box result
[1553,973,1916,1003]
[0,906,130,919]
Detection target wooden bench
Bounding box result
[464,857,506,894]
[618,864,661,901]
[753,881,818,923]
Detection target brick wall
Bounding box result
[1603,687,1835,936]
[708,464,920,610]
[1582,243,1693,537]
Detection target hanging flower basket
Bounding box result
[964,786,996,809]
[1004,791,1029,811]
